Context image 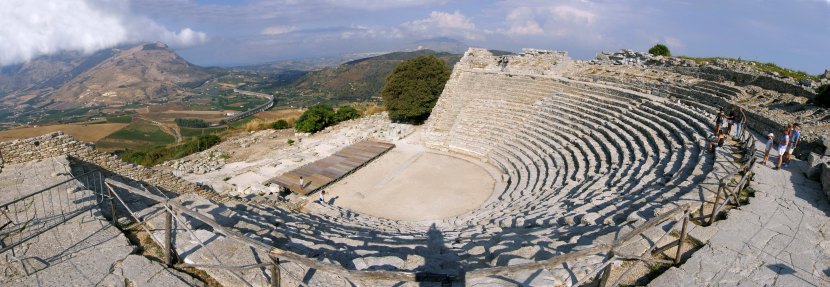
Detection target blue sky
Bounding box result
[2,0,829,73]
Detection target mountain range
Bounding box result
[0,38,507,115]
[0,42,218,110]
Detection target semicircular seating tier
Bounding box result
[190,64,723,276]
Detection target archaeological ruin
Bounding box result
[1,48,828,286]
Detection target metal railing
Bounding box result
[104,180,285,287]
[0,170,104,254]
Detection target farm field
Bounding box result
[0,123,129,142]
[96,120,176,150]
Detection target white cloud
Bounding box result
[322,0,445,10]
[400,11,481,40]
[508,21,544,35]
[504,4,598,38]
[0,0,207,66]
[261,25,297,36]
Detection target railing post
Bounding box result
[709,182,722,225]
[271,257,280,287]
[108,185,118,227]
[164,204,173,267]
[674,211,689,265]
[598,251,614,287]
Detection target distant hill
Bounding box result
[407,37,469,54]
[0,42,220,110]
[237,52,386,73]
[287,50,463,102]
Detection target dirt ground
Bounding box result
[323,137,496,221]
[0,123,128,142]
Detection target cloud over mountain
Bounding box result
[0,0,207,66]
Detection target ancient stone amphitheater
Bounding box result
[1,48,828,286]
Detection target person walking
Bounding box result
[319,190,326,204]
[726,107,737,135]
[785,123,800,166]
[775,128,790,169]
[734,107,747,139]
[714,108,725,135]
[761,132,774,165]
[299,176,304,189]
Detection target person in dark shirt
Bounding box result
[726,107,737,135]
[714,108,725,135]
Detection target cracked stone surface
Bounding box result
[651,135,830,287]
[0,159,201,287]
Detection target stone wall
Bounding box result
[671,66,815,99]
[458,48,572,76]
[593,49,817,99]
[0,132,208,197]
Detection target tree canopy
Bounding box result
[334,106,360,122]
[294,104,363,133]
[380,55,451,124]
[295,104,336,133]
[648,44,671,57]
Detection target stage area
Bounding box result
[324,143,496,221]
[267,140,395,195]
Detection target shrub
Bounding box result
[119,134,221,166]
[295,104,336,133]
[270,119,291,130]
[334,106,361,122]
[648,44,671,57]
[287,139,295,145]
[381,55,451,124]
[175,118,210,128]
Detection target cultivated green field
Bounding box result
[96,121,175,150]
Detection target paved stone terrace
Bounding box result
[652,134,830,286]
[0,157,201,287]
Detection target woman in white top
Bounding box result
[761,133,774,165]
[776,129,790,169]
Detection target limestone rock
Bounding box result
[822,163,830,198]
[806,153,830,180]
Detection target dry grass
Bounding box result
[254,109,304,121]
[0,123,129,142]
[243,118,269,132]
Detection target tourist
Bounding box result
[299,176,304,189]
[761,133,774,165]
[714,108,725,135]
[319,190,326,204]
[786,123,801,165]
[734,107,747,139]
[775,128,790,169]
[726,107,737,135]
[709,130,727,154]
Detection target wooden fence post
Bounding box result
[709,183,722,225]
[164,205,173,267]
[598,251,614,287]
[674,211,689,265]
[107,184,117,227]
[271,257,280,287]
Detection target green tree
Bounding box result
[648,44,671,57]
[295,104,336,133]
[334,106,361,122]
[381,55,451,123]
[270,119,291,130]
